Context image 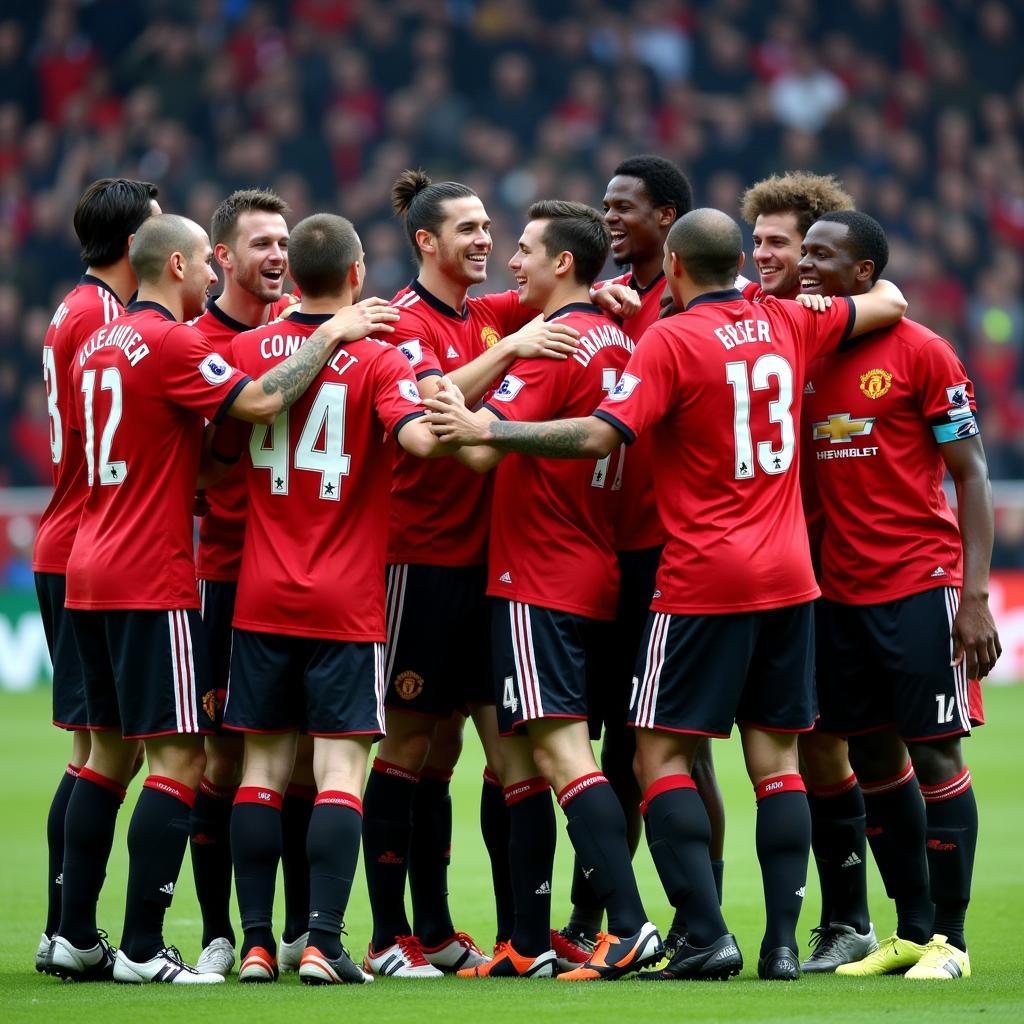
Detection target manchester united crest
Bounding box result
[859,368,893,400]
[481,326,500,349]
[202,689,218,721]
[394,670,424,701]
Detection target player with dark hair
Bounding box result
[739,173,877,973]
[427,200,662,983]
[362,171,636,977]
[214,213,451,985]
[562,154,724,959]
[189,188,306,978]
[798,211,999,981]
[44,213,397,984]
[31,177,159,972]
[426,207,907,983]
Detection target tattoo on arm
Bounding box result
[489,417,591,458]
[260,328,334,408]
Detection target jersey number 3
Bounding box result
[250,382,352,501]
[726,354,795,480]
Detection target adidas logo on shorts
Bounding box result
[159,882,175,896]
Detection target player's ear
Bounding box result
[736,251,745,275]
[168,250,187,281]
[415,228,436,257]
[856,259,875,285]
[213,242,232,270]
[658,205,676,228]
[555,250,574,278]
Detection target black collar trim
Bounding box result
[411,279,468,321]
[545,301,600,321]
[127,300,175,321]
[685,288,743,310]
[630,270,665,297]
[286,312,333,326]
[80,274,122,304]
[206,296,254,333]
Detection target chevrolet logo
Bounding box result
[812,412,875,443]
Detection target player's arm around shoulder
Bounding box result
[796,279,908,336]
[227,297,399,423]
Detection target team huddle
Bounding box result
[31,155,1000,987]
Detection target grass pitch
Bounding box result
[2,685,1022,1023]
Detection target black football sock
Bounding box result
[409,768,456,946]
[230,787,281,957]
[506,778,556,956]
[567,858,603,938]
[281,783,314,943]
[862,764,933,944]
[755,775,811,957]
[58,767,126,947]
[711,858,725,904]
[600,720,642,855]
[559,774,647,936]
[921,768,977,952]
[642,776,727,949]
[808,774,870,933]
[362,758,417,950]
[120,776,194,963]
[189,776,236,947]
[45,763,79,937]
[480,769,515,944]
[307,792,363,960]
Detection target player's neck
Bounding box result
[677,278,736,309]
[300,293,350,315]
[541,283,592,319]
[628,252,664,290]
[85,261,136,307]
[215,281,274,330]
[135,284,184,322]
[417,264,469,313]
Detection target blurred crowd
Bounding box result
[1,0,1023,549]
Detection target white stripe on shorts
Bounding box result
[944,586,971,733]
[384,564,408,685]
[636,612,670,729]
[510,602,543,720]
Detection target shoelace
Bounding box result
[451,931,485,955]
[395,935,430,966]
[493,941,511,956]
[161,945,198,973]
[806,926,831,955]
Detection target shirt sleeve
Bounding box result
[593,323,679,443]
[775,296,856,362]
[385,312,444,381]
[373,346,429,436]
[483,355,569,422]
[159,323,251,424]
[913,336,980,444]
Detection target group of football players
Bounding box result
[31,152,999,987]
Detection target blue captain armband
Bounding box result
[933,416,979,443]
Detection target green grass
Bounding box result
[2,685,1022,1022]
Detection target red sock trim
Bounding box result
[144,775,196,808]
[78,766,127,801]
[503,776,549,807]
[920,767,972,803]
[285,782,317,801]
[198,776,235,800]
[372,757,419,784]
[639,773,696,816]
[860,762,915,797]
[315,790,363,815]
[421,765,454,783]
[66,763,82,778]
[809,772,858,799]
[755,773,806,801]
[234,785,283,810]
[557,772,608,809]
[483,767,502,788]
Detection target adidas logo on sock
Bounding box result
[841,852,863,868]
[795,886,805,898]
[55,873,63,886]
[159,881,175,896]
[535,881,551,895]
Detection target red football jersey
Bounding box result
[194,295,296,581]
[486,304,634,620]
[595,289,855,615]
[65,303,249,610]
[33,276,123,573]
[220,313,428,641]
[601,270,669,550]
[386,280,533,566]
[803,319,976,604]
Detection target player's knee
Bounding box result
[847,730,906,784]
[799,731,851,788]
[906,737,963,786]
[146,737,207,790]
[379,719,433,772]
[426,716,464,773]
